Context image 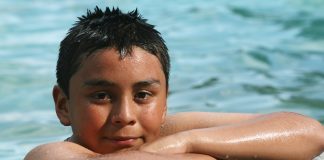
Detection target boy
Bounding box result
[25,7,324,160]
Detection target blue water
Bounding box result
[1,0,324,159]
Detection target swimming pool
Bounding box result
[0,0,324,159]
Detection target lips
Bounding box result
[104,136,141,146]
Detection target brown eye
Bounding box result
[134,91,152,101]
[91,92,112,103]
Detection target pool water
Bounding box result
[0,0,324,159]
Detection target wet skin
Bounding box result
[57,47,167,154]
[43,48,324,160]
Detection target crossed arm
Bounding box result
[142,112,324,160]
[24,141,215,160]
[24,112,324,160]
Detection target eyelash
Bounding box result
[134,91,153,102]
[89,90,154,104]
[90,92,112,103]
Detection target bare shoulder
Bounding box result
[24,141,97,160]
[161,112,259,136]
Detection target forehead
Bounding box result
[71,47,166,86]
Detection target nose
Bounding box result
[111,96,136,126]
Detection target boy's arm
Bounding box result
[142,112,324,159]
[161,112,260,136]
[24,141,216,160]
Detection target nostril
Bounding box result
[111,116,122,124]
[111,115,136,126]
[129,120,136,125]
[114,120,121,124]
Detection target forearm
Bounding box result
[188,112,324,160]
[93,151,215,160]
[162,112,260,136]
[24,141,216,160]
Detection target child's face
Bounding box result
[66,47,167,153]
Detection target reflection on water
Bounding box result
[0,0,323,159]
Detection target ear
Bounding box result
[53,85,71,126]
[161,105,167,125]
[162,88,169,125]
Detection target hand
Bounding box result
[140,132,192,154]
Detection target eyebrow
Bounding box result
[134,79,161,88]
[83,79,161,88]
[83,79,115,88]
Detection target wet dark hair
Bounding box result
[56,6,169,97]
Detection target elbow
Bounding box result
[304,117,324,159]
[312,118,324,148]
[305,122,324,159]
[274,112,324,158]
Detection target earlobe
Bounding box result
[53,85,71,126]
[161,105,167,125]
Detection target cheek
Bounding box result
[70,101,109,134]
[140,105,165,136]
